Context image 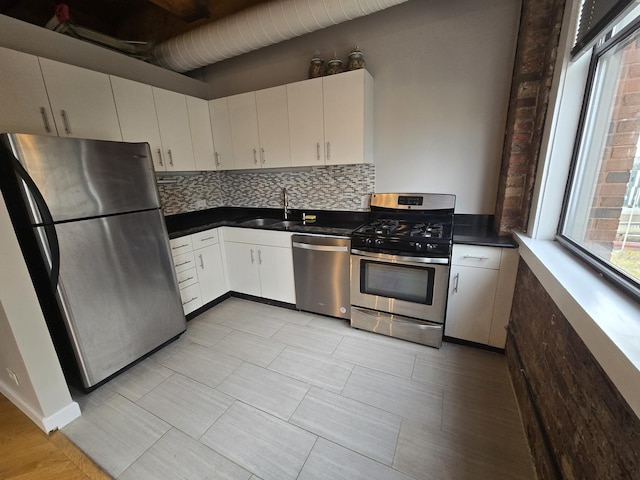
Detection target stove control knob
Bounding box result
[427,244,437,251]
[375,238,384,247]
[415,242,423,251]
[365,237,373,247]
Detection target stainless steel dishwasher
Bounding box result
[292,234,351,319]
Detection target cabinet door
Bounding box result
[110,76,165,170]
[258,245,295,304]
[323,69,373,165]
[0,47,57,136]
[152,87,196,171]
[39,58,122,141]
[187,96,216,171]
[444,264,498,344]
[195,243,228,304]
[287,77,324,166]
[256,85,291,168]
[209,97,235,170]
[228,92,260,169]
[224,241,261,296]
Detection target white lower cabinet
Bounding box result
[445,244,519,348]
[169,228,227,315]
[222,227,295,304]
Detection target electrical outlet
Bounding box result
[6,368,19,386]
[195,199,207,209]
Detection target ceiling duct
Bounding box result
[152,0,409,72]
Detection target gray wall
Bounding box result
[200,0,521,214]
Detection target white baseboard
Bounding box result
[0,379,80,433]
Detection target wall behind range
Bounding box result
[197,0,521,215]
[158,164,375,216]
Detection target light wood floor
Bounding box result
[0,393,111,480]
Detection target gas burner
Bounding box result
[410,223,444,239]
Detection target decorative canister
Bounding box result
[308,51,325,78]
[347,45,366,70]
[326,52,343,75]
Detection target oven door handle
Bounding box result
[351,249,450,265]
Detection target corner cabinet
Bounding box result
[444,244,519,348]
[110,75,165,169]
[152,87,196,172]
[221,227,296,304]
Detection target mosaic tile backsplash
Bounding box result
[157,164,375,216]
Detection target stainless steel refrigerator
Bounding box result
[0,133,186,390]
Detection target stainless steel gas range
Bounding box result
[350,193,455,348]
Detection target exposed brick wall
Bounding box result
[494,0,566,235]
[585,39,640,250]
[506,258,640,479]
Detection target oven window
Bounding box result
[360,260,435,304]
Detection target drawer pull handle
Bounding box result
[258,249,262,265]
[175,260,192,267]
[168,149,174,166]
[316,142,320,161]
[199,253,204,269]
[462,255,490,261]
[157,148,164,166]
[250,249,255,264]
[182,297,198,305]
[200,236,216,241]
[178,276,194,284]
[452,273,459,294]
[172,244,189,249]
[214,151,221,168]
[253,148,258,164]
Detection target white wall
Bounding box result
[200,0,521,214]
[0,193,79,432]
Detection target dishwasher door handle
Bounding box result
[292,242,349,252]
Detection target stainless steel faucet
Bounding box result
[283,187,290,220]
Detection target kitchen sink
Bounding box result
[238,218,281,227]
[271,220,301,229]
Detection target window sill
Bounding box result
[514,232,640,417]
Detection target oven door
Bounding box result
[350,251,450,323]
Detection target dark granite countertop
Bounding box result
[165,207,370,238]
[453,214,517,248]
[165,208,517,248]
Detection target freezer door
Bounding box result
[6,133,160,222]
[47,209,185,387]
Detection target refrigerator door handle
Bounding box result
[10,155,60,291]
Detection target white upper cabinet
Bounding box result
[209,97,235,170]
[322,69,373,165]
[228,92,261,169]
[186,96,216,171]
[255,85,291,168]
[288,77,324,166]
[38,58,122,141]
[0,47,56,136]
[110,76,165,170]
[152,87,196,171]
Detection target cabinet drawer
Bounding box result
[173,251,196,273]
[179,282,202,314]
[191,229,219,249]
[176,267,199,289]
[451,245,501,270]
[170,236,193,257]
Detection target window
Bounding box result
[559,10,640,300]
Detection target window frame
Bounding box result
[557,13,640,303]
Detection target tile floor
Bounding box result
[64,298,536,480]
